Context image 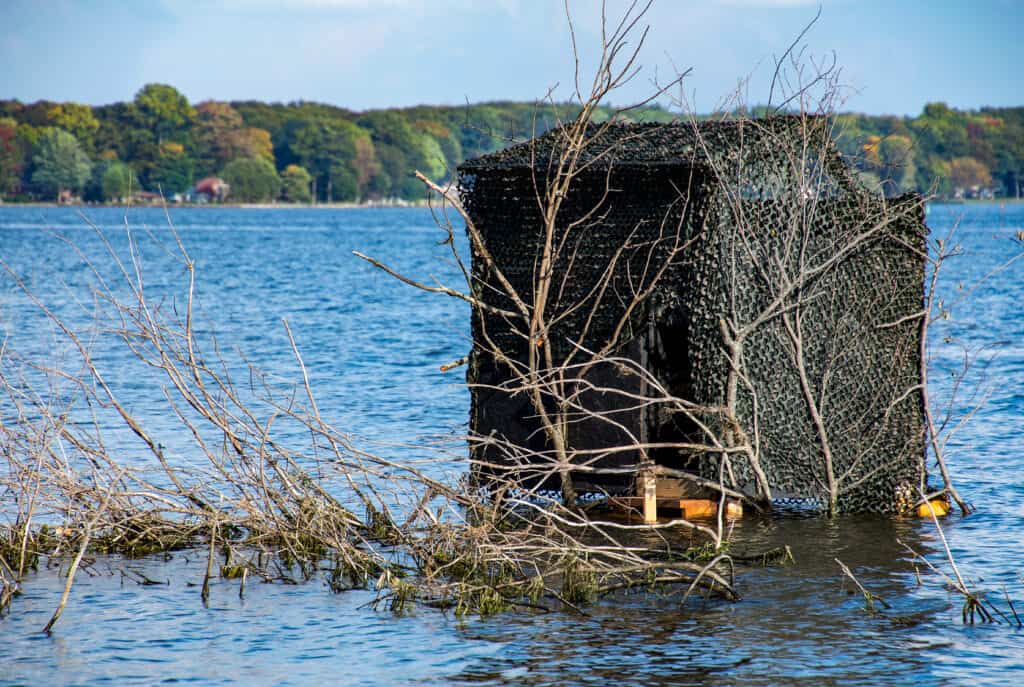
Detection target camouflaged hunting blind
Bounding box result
[458,118,928,513]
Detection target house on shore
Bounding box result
[187,177,230,203]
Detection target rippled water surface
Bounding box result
[0,203,1022,686]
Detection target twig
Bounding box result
[43,469,125,633]
[835,558,891,614]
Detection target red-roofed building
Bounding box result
[189,177,230,202]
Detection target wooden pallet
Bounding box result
[609,496,743,521]
[614,472,946,519]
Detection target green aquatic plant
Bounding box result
[561,555,599,605]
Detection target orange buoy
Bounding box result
[916,499,950,518]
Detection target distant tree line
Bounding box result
[833,103,1024,199]
[0,84,1021,202]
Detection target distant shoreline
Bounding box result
[932,197,1024,205]
[1,198,1021,210]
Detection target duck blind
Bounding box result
[457,119,928,513]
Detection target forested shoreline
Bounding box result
[1,84,1021,203]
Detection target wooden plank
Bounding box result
[679,499,717,518]
[654,477,684,499]
[642,469,658,524]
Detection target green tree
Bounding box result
[910,103,966,193]
[221,157,280,202]
[911,103,969,166]
[414,117,462,171]
[878,135,916,195]
[357,111,446,199]
[414,134,447,182]
[94,102,153,164]
[990,117,1024,197]
[101,161,138,201]
[30,127,92,199]
[148,141,194,194]
[280,164,312,203]
[134,84,195,144]
[917,156,952,196]
[13,121,40,148]
[289,120,370,201]
[83,154,112,202]
[11,101,60,128]
[0,117,24,198]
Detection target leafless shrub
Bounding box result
[1,124,743,632]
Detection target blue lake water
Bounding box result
[0,203,1022,686]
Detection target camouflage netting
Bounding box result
[458,118,928,513]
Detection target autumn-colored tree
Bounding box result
[861,134,882,168]
[948,156,992,192]
[352,135,381,194]
[31,128,92,199]
[280,164,312,203]
[0,117,24,197]
[230,127,274,164]
[966,119,996,169]
[3,93,1023,201]
[192,101,275,177]
[193,100,243,174]
[195,100,243,131]
[45,103,100,153]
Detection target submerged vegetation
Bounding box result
[0,250,745,622]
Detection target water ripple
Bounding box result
[1,204,1023,685]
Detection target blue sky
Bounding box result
[2,0,1021,115]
